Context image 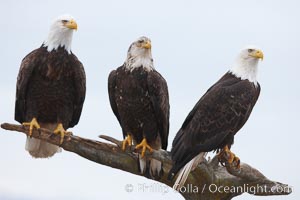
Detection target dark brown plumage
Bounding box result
[108,66,169,150]
[169,72,260,180]
[15,45,86,129]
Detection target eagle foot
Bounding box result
[22,117,40,137]
[53,123,67,145]
[122,134,132,151]
[218,145,240,169]
[135,138,153,158]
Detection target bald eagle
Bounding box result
[168,46,263,190]
[108,36,169,179]
[15,14,86,158]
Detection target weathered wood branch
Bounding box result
[1,122,292,200]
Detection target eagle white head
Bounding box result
[125,36,154,72]
[43,14,78,54]
[230,45,264,86]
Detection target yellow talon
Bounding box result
[22,117,40,136]
[135,138,153,158]
[122,134,132,151]
[53,123,66,145]
[218,145,240,169]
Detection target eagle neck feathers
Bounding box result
[43,28,73,54]
[125,54,154,72]
[229,57,259,87]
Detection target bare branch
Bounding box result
[1,122,292,200]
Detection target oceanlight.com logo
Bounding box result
[125,183,292,195]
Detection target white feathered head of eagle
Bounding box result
[43,14,78,54]
[125,36,154,72]
[230,45,264,86]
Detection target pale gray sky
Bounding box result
[0,0,299,199]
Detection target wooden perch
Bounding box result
[1,122,292,200]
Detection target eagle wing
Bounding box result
[15,50,39,123]
[69,55,86,127]
[172,77,260,169]
[147,70,170,150]
[108,69,124,136]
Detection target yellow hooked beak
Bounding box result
[142,41,151,49]
[250,50,264,60]
[64,19,78,30]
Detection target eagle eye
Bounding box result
[248,49,254,53]
[61,20,68,23]
[138,40,144,43]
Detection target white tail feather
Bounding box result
[139,155,147,173]
[25,123,61,158]
[173,152,206,191]
[138,155,163,178]
[149,159,162,178]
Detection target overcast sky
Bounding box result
[0,0,299,199]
